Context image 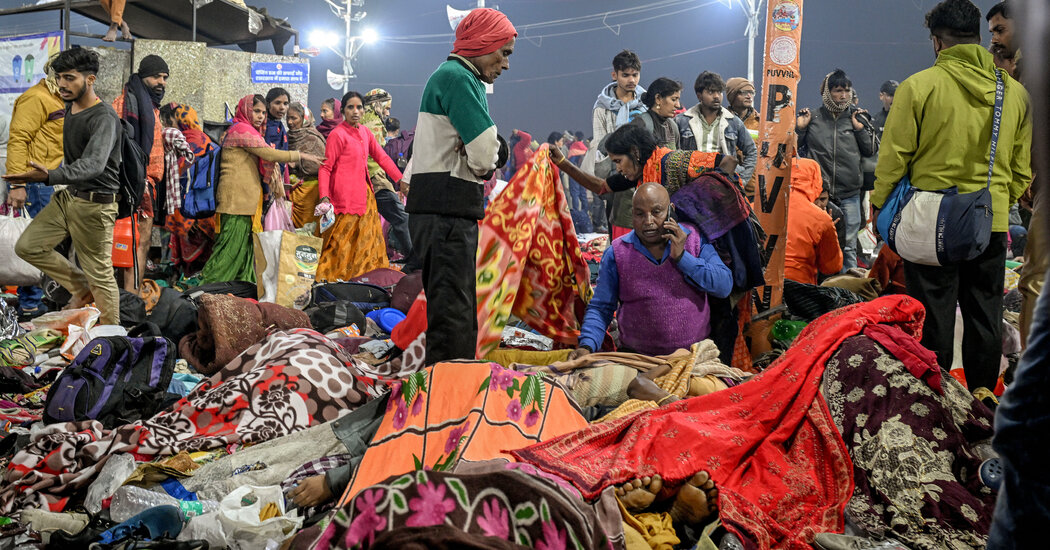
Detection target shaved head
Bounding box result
[632,182,673,246]
[633,182,669,209]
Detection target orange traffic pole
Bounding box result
[750,0,803,351]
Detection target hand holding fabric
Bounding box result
[549,144,566,166]
[300,152,324,166]
[717,154,738,176]
[314,199,333,217]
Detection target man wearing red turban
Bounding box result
[451,8,518,61]
[405,8,516,365]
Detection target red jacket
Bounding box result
[512,130,532,169]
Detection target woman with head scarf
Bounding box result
[361,88,413,262]
[160,103,217,276]
[314,91,404,281]
[265,87,292,190]
[286,101,327,229]
[316,97,343,139]
[549,123,755,256]
[200,94,321,284]
[169,103,209,154]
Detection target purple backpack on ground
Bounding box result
[44,323,177,428]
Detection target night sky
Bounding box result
[0,0,1002,137]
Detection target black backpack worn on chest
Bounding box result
[117,118,149,219]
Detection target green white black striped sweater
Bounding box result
[405,55,500,220]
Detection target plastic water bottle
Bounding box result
[770,319,808,344]
[110,485,220,523]
[84,454,137,514]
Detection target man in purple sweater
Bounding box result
[570,183,733,358]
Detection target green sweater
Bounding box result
[405,56,499,220]
[872,44,1032,232]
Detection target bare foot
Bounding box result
[628,376,680,405]
[615,474,663,512]
[669,471,718,525]
[120,21,132,40]
[103,23,119,42]
[63,292,94,310]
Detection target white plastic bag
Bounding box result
[84,454,136,514]
[179,511,229,549]
[319,208,335,233]
[0,208,42,286]
[218,485,301,549]
[253,230,284,303]
[31,307,102,360]
[858,224,878,257]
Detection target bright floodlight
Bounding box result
[361,27,379,44]
[309,29,338,47]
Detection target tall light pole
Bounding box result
[343,1,352,95]
[320,0,373,94]
[720,0,766,83]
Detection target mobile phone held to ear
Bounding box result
[663,204,678,235]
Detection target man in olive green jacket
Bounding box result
[872,0,1032,399]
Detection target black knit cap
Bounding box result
[137,54,169,78]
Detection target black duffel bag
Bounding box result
[306,301,367,334]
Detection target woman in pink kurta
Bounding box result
[315,91,404,281]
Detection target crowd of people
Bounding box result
[0,0,1045,548]
[1,49,421,327]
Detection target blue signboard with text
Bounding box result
[250,61,309,84]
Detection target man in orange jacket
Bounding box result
[785,157,842,284]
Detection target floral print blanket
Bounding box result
[821,331,996,550]
[511,297,930,550]
[337,362,588,506]
[309,464,613,550]
[475,145,593,357]
[1,329,379,513]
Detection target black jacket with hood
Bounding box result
[796,105,875,201]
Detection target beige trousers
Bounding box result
[14,189,120,326]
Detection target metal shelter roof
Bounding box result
[0,0,298,53]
